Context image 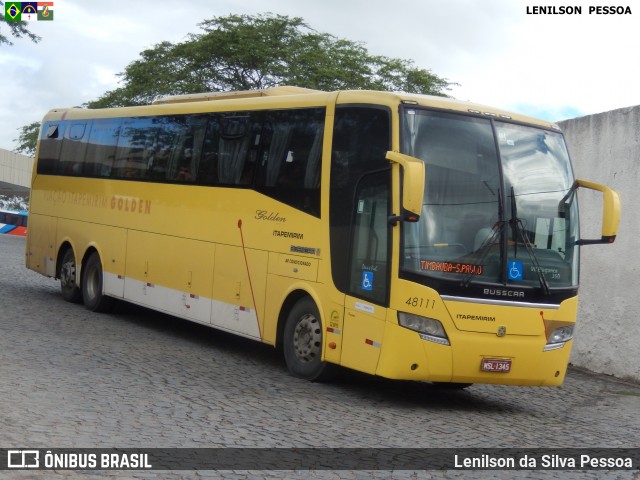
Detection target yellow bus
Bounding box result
[26,87,620,386]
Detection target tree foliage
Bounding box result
[14,121,40,156]
[0,1,41,46]
[17,13,455,153]
[87,13,453,108]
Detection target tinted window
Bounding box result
[329,106,391,293]
[196,118,221,185]
[349,171,390,304]
[84,118,121,177]
[35,108,325,218]
[217,114,261,186]
[255,108,324,217]
[58,122,89,175]
[164,115,208,183]
[113,117,160,179]
[37,122,65,174]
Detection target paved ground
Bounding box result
[1,234,639,479]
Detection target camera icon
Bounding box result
[7,450,40,469]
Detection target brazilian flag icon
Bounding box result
[5,2,21,22]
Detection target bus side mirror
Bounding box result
[385,151,425,222]
[574,179,621,245]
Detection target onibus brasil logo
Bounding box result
[5,2,54,21]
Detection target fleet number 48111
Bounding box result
[405,297,435,309]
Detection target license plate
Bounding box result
[481,358,512,373]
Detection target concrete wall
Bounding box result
[559,106,640,383]
[0,148,33,189]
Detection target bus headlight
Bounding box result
[398,312,450,346]
[544,325,574,351]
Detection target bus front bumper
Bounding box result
[375,321,572,386]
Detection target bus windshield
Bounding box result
[400,108,579,291]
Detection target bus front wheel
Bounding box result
[60,247,82,303]
[82,252,115,312]
[283,297,336,382]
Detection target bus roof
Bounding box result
[43,87,560,130]
[151,86,321,104]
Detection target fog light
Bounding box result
[398,312,450,346]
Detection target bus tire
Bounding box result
[283,297,335,382]
[82,252,115,313]
[59,247,82,304]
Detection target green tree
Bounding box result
[14,121,40,156]
[0,1,41,45]
[18,13,455,153]
[87,13,453,108]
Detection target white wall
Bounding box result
[559,106,640,383]
[0,148,33,188]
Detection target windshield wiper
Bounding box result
[460,220,503,288]
[509,187,551,296]
[461,188,505,288]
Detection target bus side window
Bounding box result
[166,115,207,183]
[85,118,121,178]
[38,122,65,175]
[144,116,183,181]
[218,114,258,186]
[58,122,90,176]
[114,118,157,179]
[255,108,324,216]
[197,117,221,185]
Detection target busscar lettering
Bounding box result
[483,288,525,298]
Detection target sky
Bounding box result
[1,0,639,151]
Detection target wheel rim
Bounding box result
[60,260,76,290]
[292,313,322,363]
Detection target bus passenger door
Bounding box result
[341,171,391,374]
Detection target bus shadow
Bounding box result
[100,300,524,413]
[108,299,284,366]
[332,372,527,412]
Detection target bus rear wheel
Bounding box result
[283,297,335,382]
[82,252,115,312]
[60,247,82,303]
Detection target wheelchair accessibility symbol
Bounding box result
[508,260,523,281]
[362,271,374,291]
